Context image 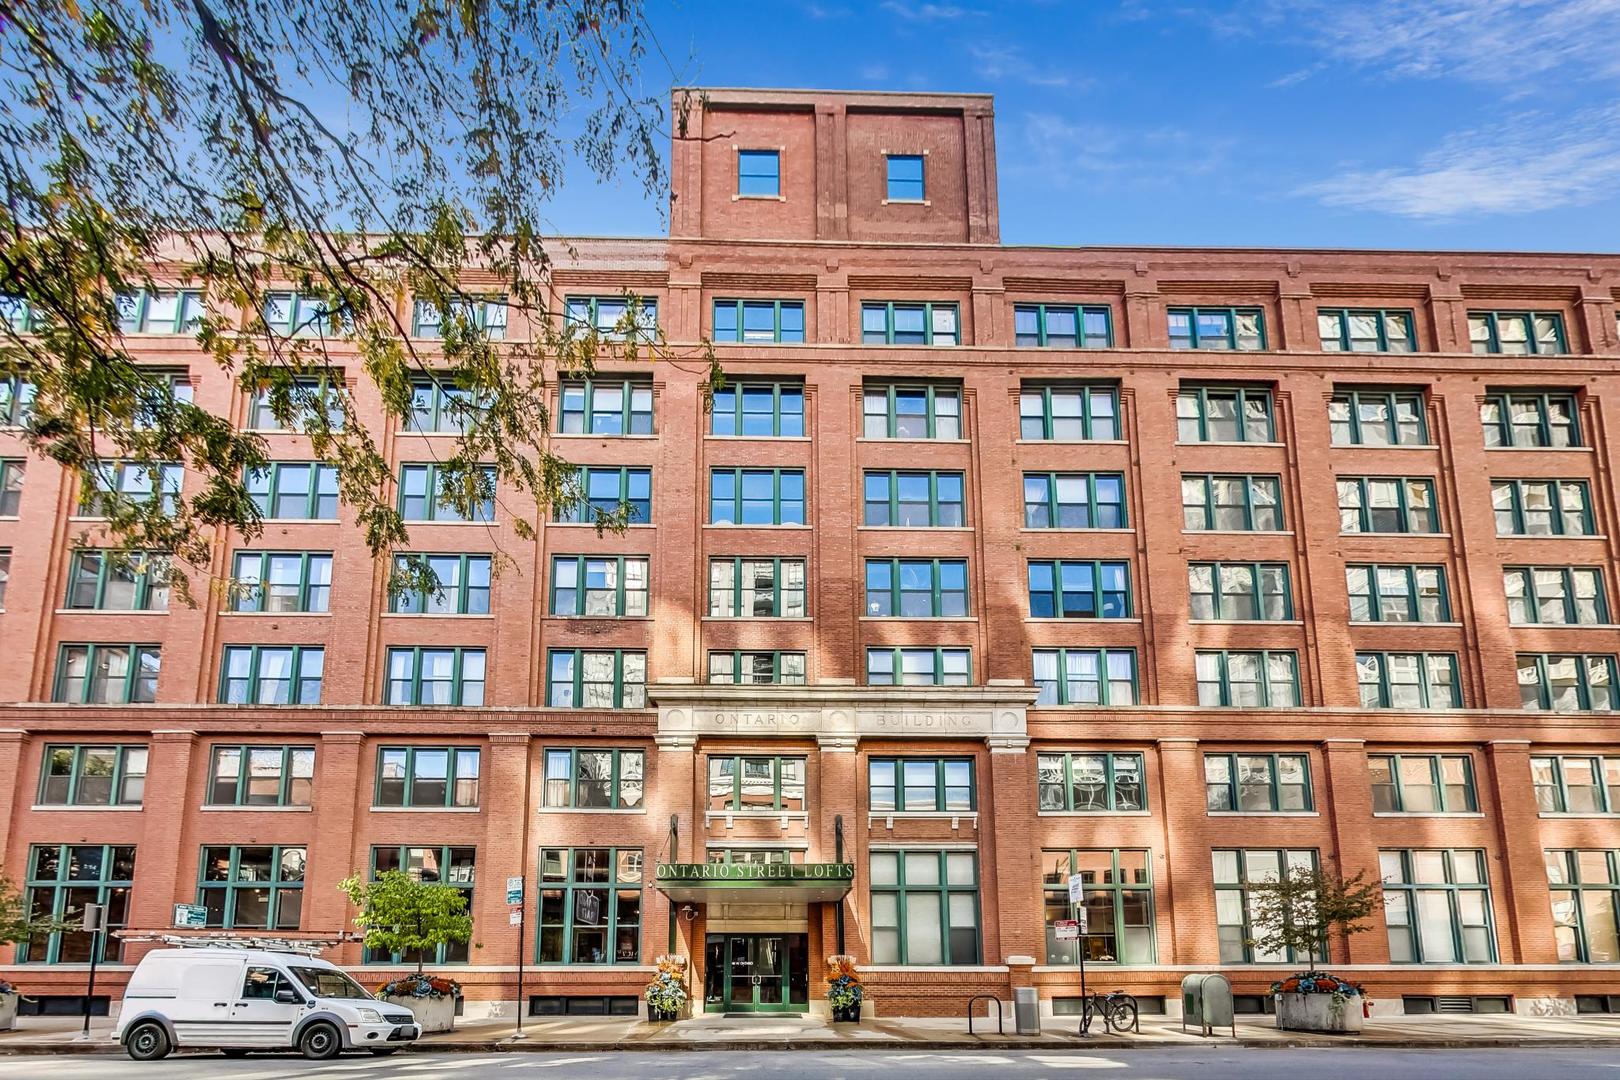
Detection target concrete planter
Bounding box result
[0,992,16,1032]
[1274,991,1365,1034]
[380,993,456,1034]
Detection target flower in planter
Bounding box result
[644,954,688,1017]
[824,954,863,1013]
[1271,970,1364,997]
[378,972,463,999]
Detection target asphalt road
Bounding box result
[0,1048,1616,1079]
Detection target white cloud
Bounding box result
[880,1,977,21]
[967,43,1083,89]
[1010,112,1233,190]
[1297,105,1620,217]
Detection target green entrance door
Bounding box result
[704,933,808,1013]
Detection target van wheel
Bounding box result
[299,1021,343,1060]
[126,1022,170,1061]
[221,1048,250,1058]
[370,1048,399,1056]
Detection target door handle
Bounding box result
[214,1002,229,1007]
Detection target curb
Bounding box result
[10,1036,1620,1055]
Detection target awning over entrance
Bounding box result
[656,862,854,904]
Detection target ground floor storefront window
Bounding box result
[538,847,642,964]
[20,844,133,963]
[1381,848,1495,963]
[870,849,980,964]
[1041,849,1154,964]
[1549,849,1619,963]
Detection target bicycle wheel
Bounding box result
[1105,996,1138,1033]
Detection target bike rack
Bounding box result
[966,994,1004,1036]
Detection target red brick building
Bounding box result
[3,86,1620,1020]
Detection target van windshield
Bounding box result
[288,967,372,1001]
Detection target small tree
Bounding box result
[338,870,472,974]
[1244,866,1382,969]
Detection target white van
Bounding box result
[113,947,421,1060]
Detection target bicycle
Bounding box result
[1078,988,1138,1035]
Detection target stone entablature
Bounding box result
[649,681,1035,751]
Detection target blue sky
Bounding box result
[543,0,1620,252]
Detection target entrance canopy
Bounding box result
[656,862,854,904]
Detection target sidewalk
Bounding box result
[8,1010,1620,1053]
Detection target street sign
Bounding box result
[509,911,522,926]
[1077,906,1089,934]
[506,876,524,906]
[1054,919,1079,941]
[172,903,208,928]
[1067,873,1084,904]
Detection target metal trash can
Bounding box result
[1013,987,1040,1035]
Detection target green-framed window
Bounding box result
[713,299,804,343]
[737,150,781,197]
[408,377,478,433]
[1188,562,1291,621]
[392,553,492,614]
[1336,476,1438,533]
[38,745,147,806]
[1492,478,1593,536]
[1318,309,1415,353]
[1019,384,1118,441]
[708,557,805,618]
[1196,650,1299,708]
[885,154,925,201]
[54,643,160,704]
[248,374,345,432]
[365,846,476,964]
[1023,473,1125,529]
[1037,752,1145,812]
[1168,306,1265,350]
[564,295,658,339]
[264,291,349,337]
[1014,303,1112,348]
[1204,753,1311,812]
[864,558,968,617]
[65,550,171,611]
[385,647,485,706]
[18,845,134,964]
[82,461,183,517]
[863,382,962,439]
[708,849,798,865]
[220,645,323,705]
[708,756,806,811]
[400,463,495,523]
[1370,754,1476,814]
[1214,848,1318,962]
[863,470,964,527]
[708,650,807,685]
[1356,652,1461,709]
[1181,474,1282,531]
[198,845,305,929]
[869,758,974,813]
[1518,653,1617,712]
[1330,388,1427,445]
[1548,850,1620,963]
[1032,649,1137,707]
[1347,564,1449,623]
[0,295,38,332]
[1506,566,1607,625]
[117,288,205,334]
[555,466,651,524]
[559,377,653,435]
[1381,848,1496,963]
[1469,311,1565,355]
[712,381,805,436]
[130,371,193,431]
[411,296,507,339]
[551,555,647,617]
[206,745,315,806]
[0,547,8,609]
[1481,391,1580,448]
[376,746,481,807]
[0,375,36,426]
[1042,849,1154,964]
[866,647,970,686]
[860,301,959,345]
[871,849,979,965]
[537,847,643,964]
[709,467,804,525]
[247,462,336,520]
[0,459,22,516]
[231,551,332,613]
[1176,386,1275,442]
[1531,755,1620,814]
[543,748,645,810]
[1027,560,1131,619]
[546,649,647,708]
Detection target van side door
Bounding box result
[229,966,305,1046]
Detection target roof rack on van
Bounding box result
[114,933,346,956]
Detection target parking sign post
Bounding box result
[507,876,525,1035]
